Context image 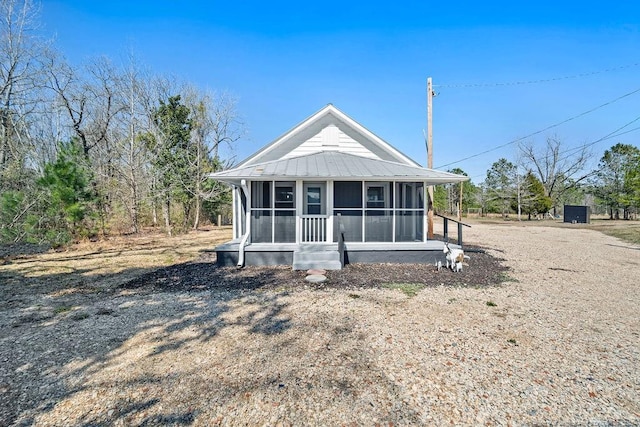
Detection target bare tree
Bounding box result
[45,52,134,235]
[111,56,149,233]
[45,53,122,159]
[1,2,243,240]
[183,89,243,229]
[0,0,45,177]
[519,137,590,213]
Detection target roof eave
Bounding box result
[209,173,468,184]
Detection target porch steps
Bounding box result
[292,247,342,270]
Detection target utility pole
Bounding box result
[516,169,522,221]
[426,77,434,239]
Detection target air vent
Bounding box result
[321,125,340,147]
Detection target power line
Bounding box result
[554,115,640,164]
[606,125,640,139]
[435,86,640,170]
[544,118,640,165]
[435,62,640,89]
[466,119,640,181]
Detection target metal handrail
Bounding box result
[336,213,346,267]
[434,213,471,246]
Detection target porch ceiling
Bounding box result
[210,151,468,184]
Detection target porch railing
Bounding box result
[435,213,471,246]
[336,213,346,267]
[302,215,327,242]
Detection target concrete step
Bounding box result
[293,250,342,270]
[294,251,339,262]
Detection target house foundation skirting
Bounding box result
[343,249,445,265]
[214,241,456,267]
[216,250,293,267]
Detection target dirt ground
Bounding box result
[1,221,639,426]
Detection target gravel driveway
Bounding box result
[1,222,639,426]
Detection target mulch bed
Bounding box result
[121,246,509,293]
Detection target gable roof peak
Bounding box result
[238,104,420,168]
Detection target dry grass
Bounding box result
[589,220,640,244]
[470,216,640,245]
[0,226,233,292]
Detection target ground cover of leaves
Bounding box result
[122,246,508,294]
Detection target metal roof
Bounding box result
[210,151,468,184]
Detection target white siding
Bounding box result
[283,124,379,160]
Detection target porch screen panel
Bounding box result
[395,211,424,242]
[364,182,392,242]
[365,210,392,242]
[394,182,425,241]
[333,210,362,242]
[334,181,363,242]
[334,181,362,208]
[250,182,273,242]
[395,182,425,209]
[251,181,272,208]
[274,181,295,243]
[251,210,272,243]
[274,211,295,243]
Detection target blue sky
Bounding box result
[40,1,640,182]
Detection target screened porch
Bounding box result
[243,180,427,245]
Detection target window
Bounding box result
[275,182,294,208]
[367,186,385,208]
[306,186,322,214]
[366,183,391,208]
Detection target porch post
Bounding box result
[443,217,449,241]
[391,180,396,243]
[244,181,251,241]
[423,181,428,242]
[327,180,334,242]
[295,180,303,243]
[361,181,365,242]
[232,186,238,239]
[270,180,275,244]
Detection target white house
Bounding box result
[210,104,467,270]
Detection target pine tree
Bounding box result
[146,95,193,235]
[38,138,98,244]
[484,158,517,217]
[591,143,640,219]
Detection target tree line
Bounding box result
[0,0,242,245]
[435,138,640,220]
[2,1,638,247]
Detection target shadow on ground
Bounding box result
[0,254,298,426]
[0,245,509,425]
